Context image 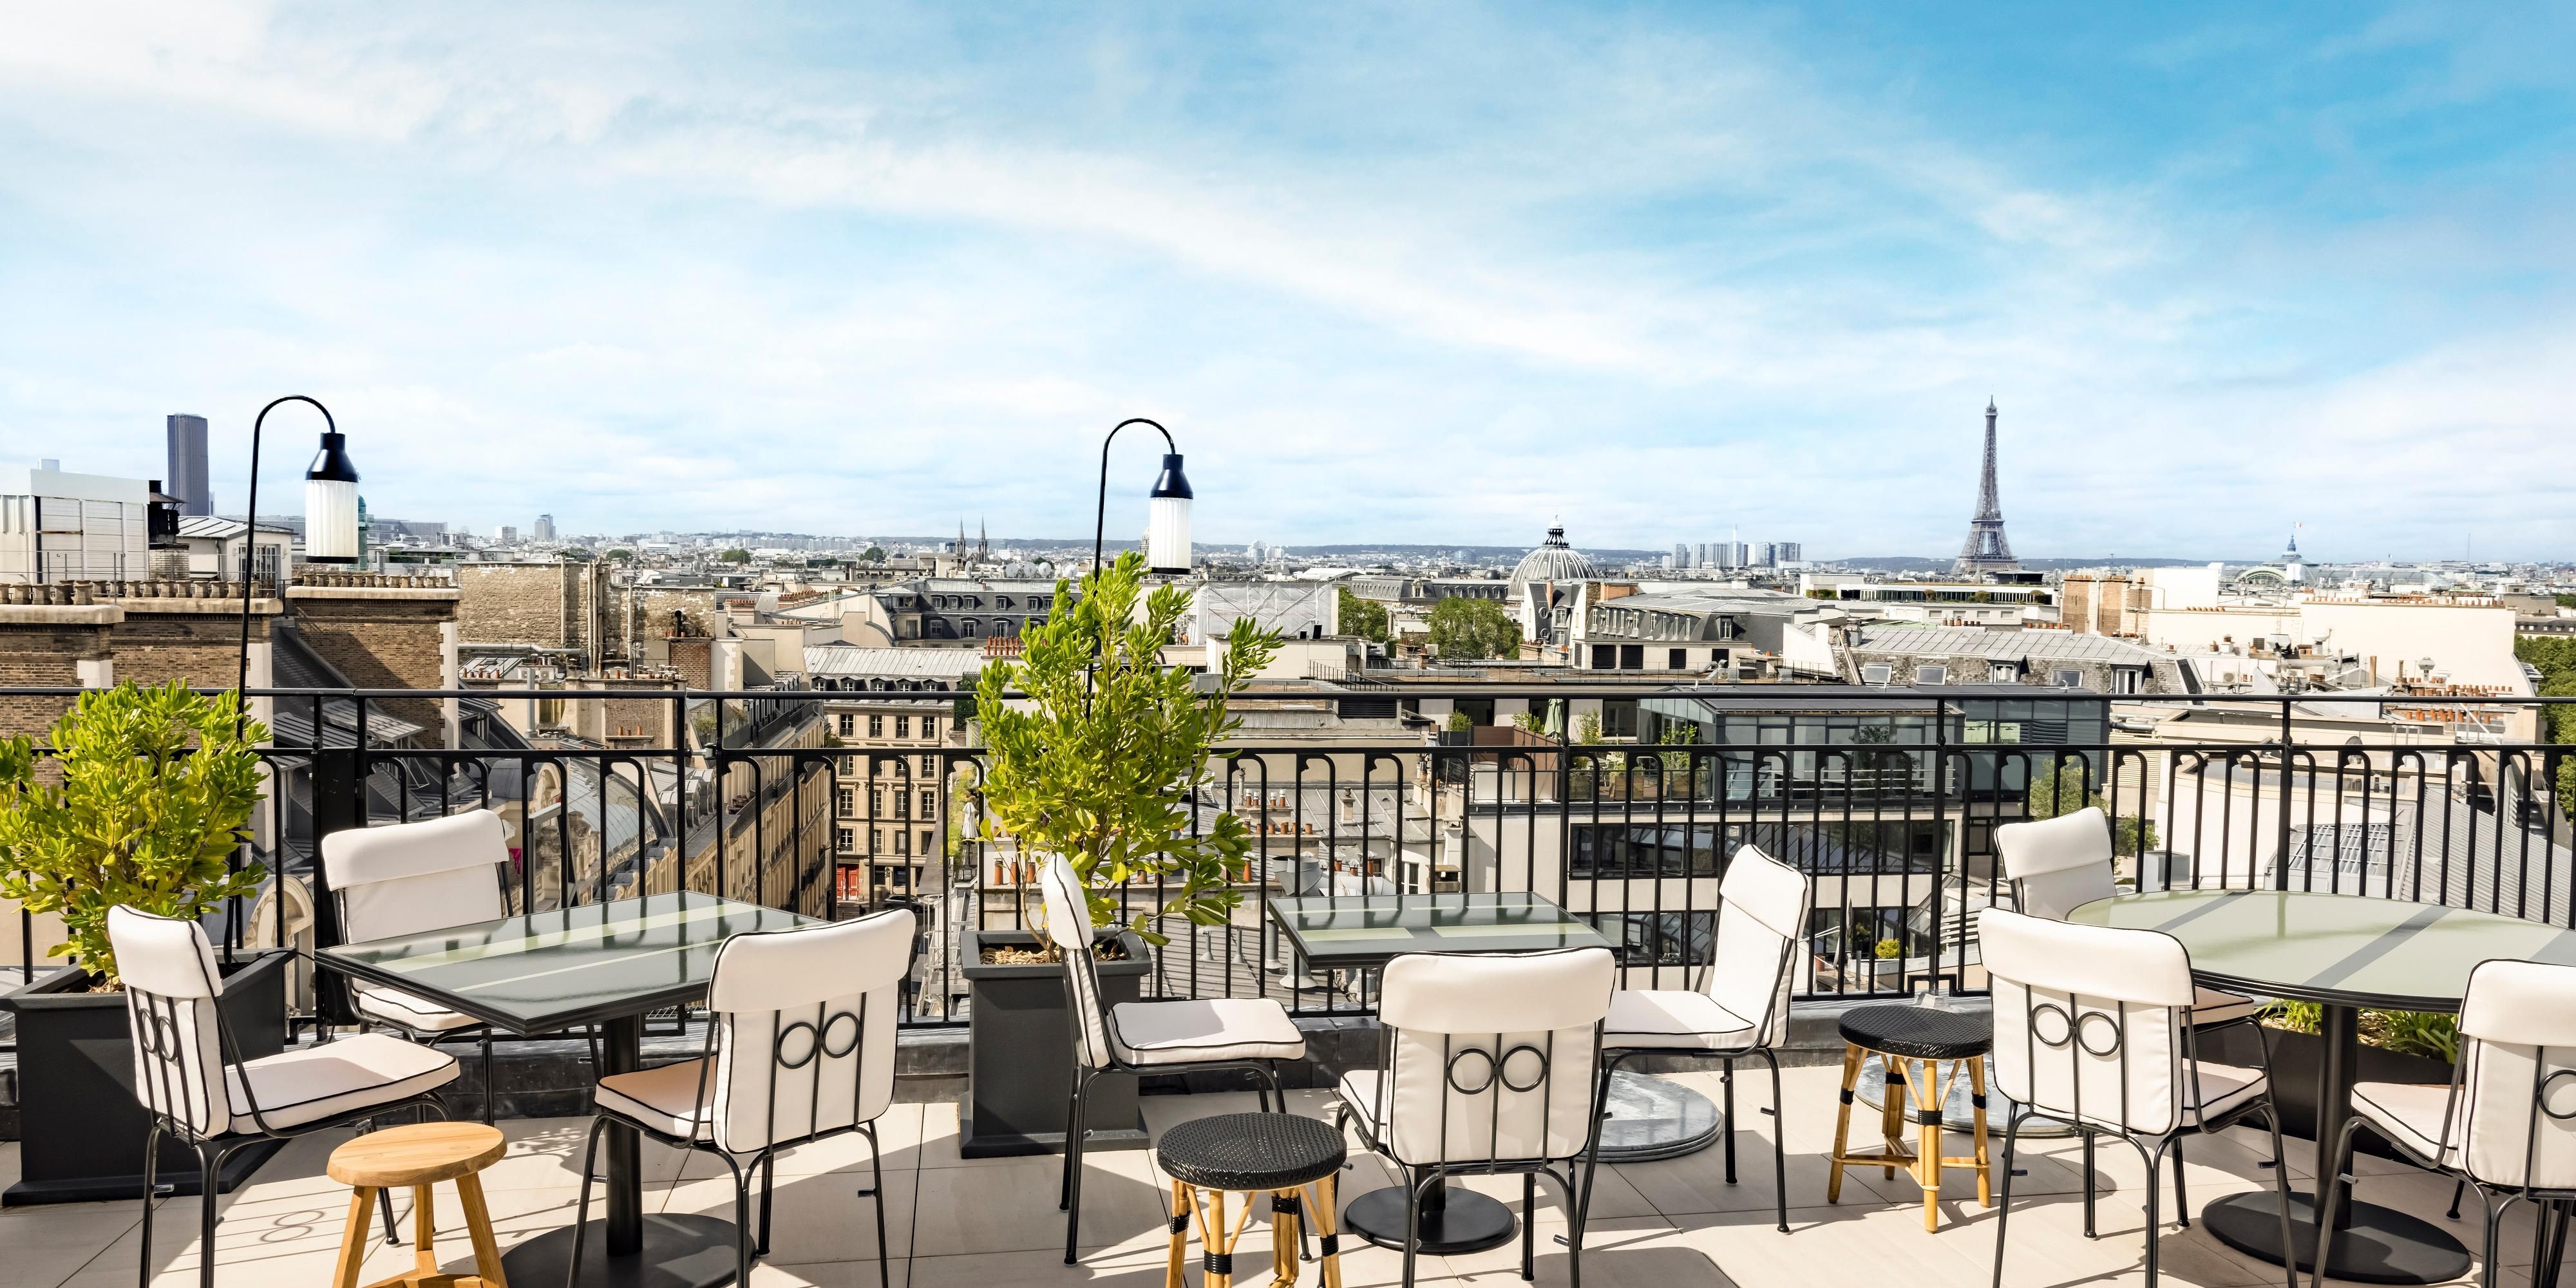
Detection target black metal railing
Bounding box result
[5,685,2570,1031]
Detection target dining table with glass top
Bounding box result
[2068,888,2576,1286]
[319,889,817,1288]
[1267,891,1616,1255]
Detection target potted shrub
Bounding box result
[0,682,285,1205]
[955,553,1276,1157]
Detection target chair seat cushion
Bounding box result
[2191,1062,2269,1124]
[225,1034,459,1132]
[594,1058,714,1139]
[1604,990,1761,1052]
[354,984,486,1034]
[1838,1004,1991,1060]
[1109,998,1306,1066]
[2191,987,2266,1027]
[1156,1111,1345,1191]
[2353,1081,2456,1163]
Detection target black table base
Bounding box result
[500,1215,746,1288]
[1345,1183,1518,1255]
[2202,1192,2472,1286]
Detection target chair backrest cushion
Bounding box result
[705,908,916,1152]
[1036,855,1113,1068]
[1981,907,2200,1135]
[2452,958,2576,1188]
[1706,845,1808,1043]
[1995,808,2117,920]
[321,810,511,943]
[107,905,232,1137]
[1374,947,1613,1166]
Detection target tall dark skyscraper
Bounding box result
[166,413,211,516]
[1953,398,2019,575]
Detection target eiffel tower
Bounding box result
[1953,398,2020,576]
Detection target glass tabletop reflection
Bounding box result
[2066,888,2576,1011]
[318,890,816,1034]
[1267,891,1611,969]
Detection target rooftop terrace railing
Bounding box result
[4,685,2571,1034]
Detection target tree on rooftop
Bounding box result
[1427,595,1520,659]
[859,546,886,563]
[1338,588,1391,645]
[604,549,635,561]
[717,548,752,564]
[2027,759,2156,857]
[2515,637,2576,816]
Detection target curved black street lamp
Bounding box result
[1091,417,1193,577]
[236,396,360,709]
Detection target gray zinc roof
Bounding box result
[1850,625,2169,663]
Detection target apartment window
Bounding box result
[922,716,939,739]
[892,756,909,777]
[894,792,910,820]
[2055,668,2084,688]
[836,713,854,737]
[835,827,853,852]
[1861,664,1893,687]
[2111,667,2146,695]
[961,618,980,636]
[1601,699,1638,739]
[895,830,910,856]
[1618,645,1644,670]
[1668,648,1689,670]
[871,828,884,853]
[872,786,886,815]
[1915,665,1947,686]
[918,829,935,857]
[919,754,937,777]
[1589,644,1616,670]
[1989,664,2017,684]
[918,788,936,818]
[836,787,855,815]
[868,714,884,737]
[895,715,910,738]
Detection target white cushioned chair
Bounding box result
[1036,855,1305,1265]
[1998,806,2271,1218]
[2316,958,2576,1288]
[110,905,460,1288]
[1336,945,1616,1287]
[568,907,916,1288]
[1981,907,2298,1288]
[321,809,600,1124]
[1588,844,1807,1233]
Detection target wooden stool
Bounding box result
[1155,1112,1347,1288]
[1826,1004,1993,1231]
[327,1121,509,1288]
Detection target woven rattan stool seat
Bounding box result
[1838,1003,1992,1061]
[1158,1112,1346,1192]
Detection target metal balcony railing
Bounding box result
[5,685,2572,1032]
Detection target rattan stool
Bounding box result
[1157,1113,1347,1288]
[326,1121,509,1288]
[1826,1004,1993,1231]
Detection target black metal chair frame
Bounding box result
[1336,1020,1613,1288]
[1990,997,2300,1288]
[2315,1041,2576,1288]
[1054,935,1291,1265]
[1584,900,1803,1235]
[127,975,454,1288]
[565,992,900,1288]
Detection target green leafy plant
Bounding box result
[2264,999,2461,1064]
[0,682,269,987]
[974,553,1281,947]
[2026,760,2157,857]
[1426,596,1521,659]
[1509,709,1546,736]
[1575,712,1604,744]
[717,548,752,564]
[1337,588,1392,646]
[1874,937,1902,960]
[1445,710,1473,734]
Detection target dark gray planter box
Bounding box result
[2201,1021,2454,1162]
[957,927,1150,1159]
[1,948,292,1206]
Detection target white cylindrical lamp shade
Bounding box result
[1148,453,1193,574]
[303,431,361,563]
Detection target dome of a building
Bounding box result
[1508,524,1600,596]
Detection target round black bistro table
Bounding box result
[2069,889,2576,1285]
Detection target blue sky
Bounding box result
[2,3,2570,560]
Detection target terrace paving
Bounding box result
[1,1062,2553,1288]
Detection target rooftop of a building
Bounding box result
[1846,623,2173,663]
[803,644,988,682]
